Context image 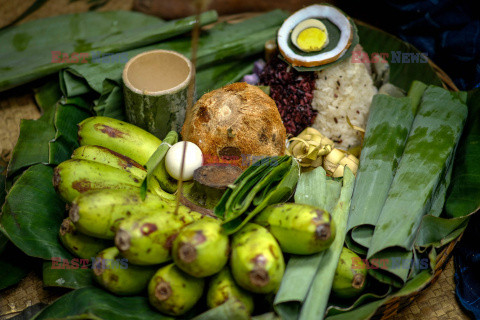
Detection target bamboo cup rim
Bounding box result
[122,49,194,96]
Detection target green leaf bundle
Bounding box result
[214,156,300,234]
[367,86,468,285]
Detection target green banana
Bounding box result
[115,208,205,265]
[254,203,336,255]
[69,189,171,239]
[59,218,111,259]
[152,162,178,194]
[332,247,367,299]
[230,223,285,294]
[53,159,142,203]
[206,267,254,314]
[77,116,161,166]
[71,145,146,180]
[148,263,204,316]
[172,218,228,277]
[92,247,156,295]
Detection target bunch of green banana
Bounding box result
[206,267,254,314]
[53,159,142,203]
[71,145,147,180]
[332,247,367,299]
[69,189,172,239]
[148,263,204,316]
[230,223,285,294]
[76,116,177,195]
[254,203,336,255]
[92,247,157,295]
[78,116,161,166]
[172,219,229,277]
[59,218,111,259]
[115,208,205,265]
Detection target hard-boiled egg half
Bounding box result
[278,4,353,67]
[165,141,203,181]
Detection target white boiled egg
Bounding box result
[165,141,203,181]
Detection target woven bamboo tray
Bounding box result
[0,4,473,320]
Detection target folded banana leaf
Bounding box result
[0,10,218,91]
[297,168,355,320]
[415,88,480,248]
[7,81,93,178]
[367,86,468,285]
[325,282,391,317]
[325,270,433,320]
[346,81,426,254]
[274,167,342,320]
[215,156,300,234]
[59,10,288,119]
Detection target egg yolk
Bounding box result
[297,27,328,52]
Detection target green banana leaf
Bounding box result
[140,130,178,198]
[191,299,250,320]
[0,164,71,259]
[367,86,468,286]
[195,57,257,97]
[0,242,32,290]
[415,88,480,247]
[42,260,94,289]
[325,282,391,317]
[325,270,432,320]
[216,156,300,234]
[31,286,174,320]
[445,88,480,217]
[6,81,61,178]
[356,23,442,91]
[49,99,93,165]
[59,10,288,119]
[274,167,342,320]
[0,10,219,91]
[298,168,355,320]
[346,82,426,255]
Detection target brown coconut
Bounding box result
[181,82,286,169]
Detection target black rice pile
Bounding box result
[259,57,317,136]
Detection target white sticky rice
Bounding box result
[312,55,377,150]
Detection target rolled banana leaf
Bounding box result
[345,81,427,255]
[367,86,468,286]
[274,167,342,320]
[297,168,355,320]
[215,156,300,235]
[415,89,480,248]
[0,10,218,92]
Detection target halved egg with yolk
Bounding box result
[278,4,353,67]
[291,19,329,52]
